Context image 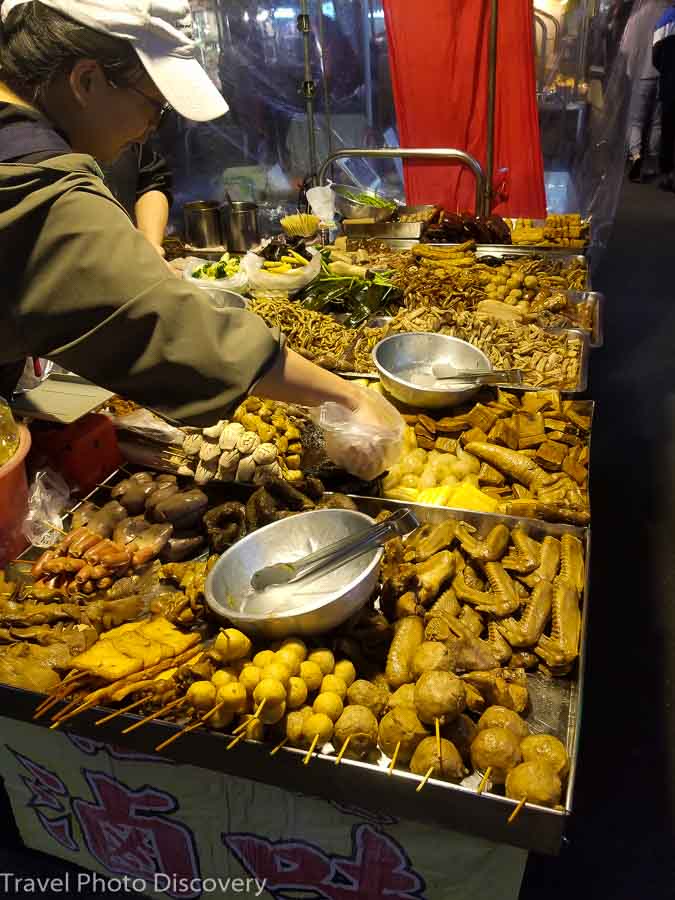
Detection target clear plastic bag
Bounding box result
[0,396,19,467]
[241,247,321,296]
[23,469,71,548]
[310,384,405,482]
[183,257,249,294]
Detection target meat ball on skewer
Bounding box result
[333,706,379,760]
[505,760,562,808]
[477,706,529,740]
[347,679,389,717]
[378,708,428,764]
[414,671,466,726]
[443,713,478,766]
[409,737,467,784]
[520,734,570,780]
[470,727,522,785]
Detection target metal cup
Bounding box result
[183,201,223,249]
[223,201,259,253]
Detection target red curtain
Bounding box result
[383,0,546,217]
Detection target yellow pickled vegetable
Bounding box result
[448,482,499,513]
[417,485,454,507]
[384,487,419,503]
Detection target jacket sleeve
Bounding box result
[14,179,283,426]
[136,143,173,208]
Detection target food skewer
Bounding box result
[435,718,441,761]
[226,731,246,751]
[416,765,435,793]
[303,733,320,766]
[507,797,527,824]
[49,696,81,722]
[95,696,147,726]
[34,673,87,718]
[387,741,401,775]
[231,698,267,736]
[270,737,288,757]
[50,696,99,729]
[477,767,492,795]
[334,736,351,765]
[121,696,185,735]
[154,701,227,753]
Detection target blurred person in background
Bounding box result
[653,0,675,188]
[102,141,173,259]
[621,0,670,182]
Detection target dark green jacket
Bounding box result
[0,101,282,424]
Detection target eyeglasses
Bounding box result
[108,78,172,124]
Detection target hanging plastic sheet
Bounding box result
[382,0,546,216]
[534,0,648,262]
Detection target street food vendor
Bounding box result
[0,0,400,479]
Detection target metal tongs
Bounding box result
[431,364,523,386]
[250,508,419,591]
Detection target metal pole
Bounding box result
[298,1,318,181]
[318,147,486,215]
[485,0,499,216]
[317,0,334,155]
[361,0,374,128]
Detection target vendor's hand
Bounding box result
[148,241,166,259]
[312,383,404,482]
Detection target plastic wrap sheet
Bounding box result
[160,1,403,230]
[536,0,649,262]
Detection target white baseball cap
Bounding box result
[1,0,229,121]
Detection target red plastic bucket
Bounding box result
[0,425,31,567]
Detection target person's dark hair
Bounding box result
[0,1,144,102]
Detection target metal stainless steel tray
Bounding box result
[338,321,590,394]
[567,291,603,348]
[0,497,589,855]
[363,243,592,290]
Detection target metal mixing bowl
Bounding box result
[372,332,492,409]
[204,509,382,640]
[331,184,395,222]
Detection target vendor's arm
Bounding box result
[8,178,353,425]
[134,144,172,255]
[135,189,169,255]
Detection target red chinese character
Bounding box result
[73,771,200,898]
[9,749,78,852]
[224,823,425,900]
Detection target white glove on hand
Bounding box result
[311,384,404,482]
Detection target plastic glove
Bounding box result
[311,384,404,482]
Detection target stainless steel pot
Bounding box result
[223,201,260,253]
[183,201,223,248]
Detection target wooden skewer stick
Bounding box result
[154,701,227,753]
[121,696,185,735]
[226,730,246,751]
[416,765,435,793]
[36,518,67,536]
[49,697,98,729]
[270,737,288,757]
[35,674,86,707]
[387,741,401,775]
[231,698,267,736]
[477,767,492,795]
[507,797,527,824]
[303,733,320,766]
[35,672,85,714]
[34,688,79,721]
[95,696,147,726]
[334,736,351,765]
[49,696,81,721]
[435,718,441,762]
